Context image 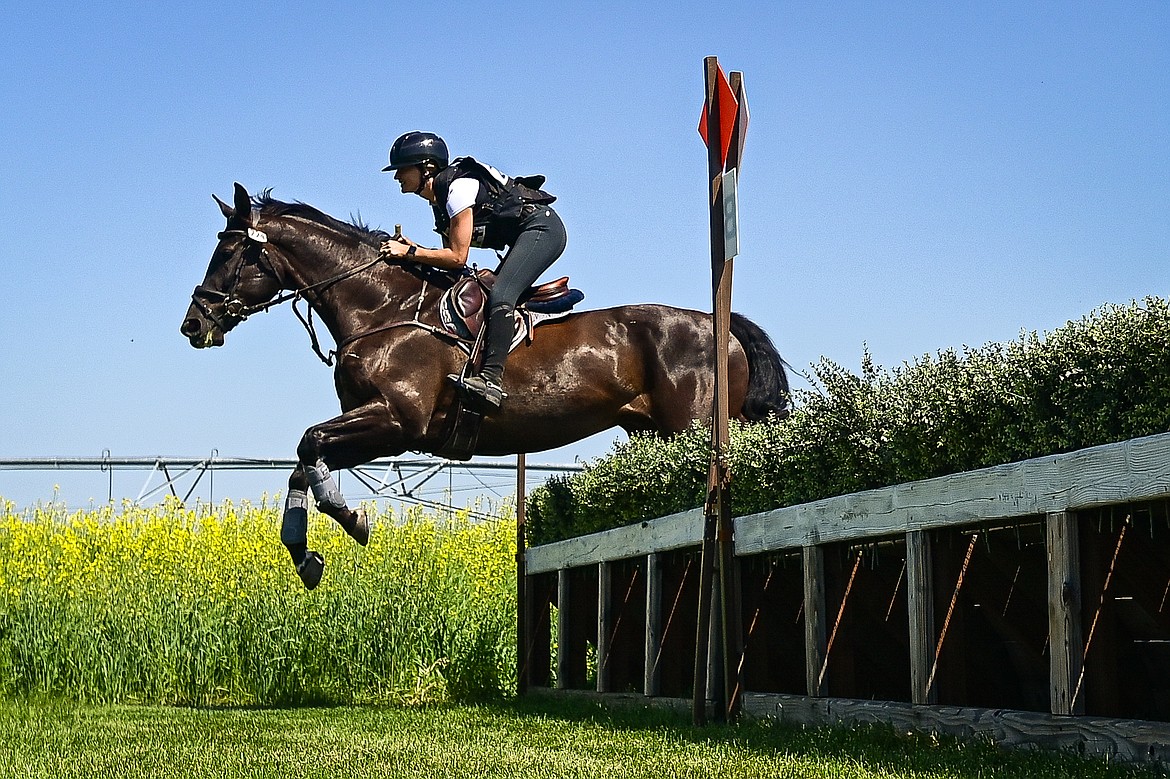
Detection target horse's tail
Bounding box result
[730,313,791,422]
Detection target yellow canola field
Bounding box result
[0,497,517,706]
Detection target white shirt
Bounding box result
[446,177,480,220]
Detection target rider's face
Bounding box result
[394,165,422,195]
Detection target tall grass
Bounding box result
[0,496,517,706]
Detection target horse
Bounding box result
[181,183,789,589]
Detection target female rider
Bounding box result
[379,130,567,414]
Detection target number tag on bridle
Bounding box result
[247,227,268,243]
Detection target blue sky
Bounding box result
[1,2,1166,506]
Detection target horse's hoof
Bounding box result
[345,508,370,546]
[297,551,325,590]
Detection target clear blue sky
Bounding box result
[1,2,1166,506]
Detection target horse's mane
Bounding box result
[252,190,390,247]
[251,189,463,288]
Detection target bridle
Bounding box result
[192,208,453,365]
[189,220,285,334]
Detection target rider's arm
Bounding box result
[381,208,471,271]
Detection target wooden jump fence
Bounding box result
[519,431,1170,768]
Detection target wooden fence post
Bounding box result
[719,542,745,715]
[803,545,828,697]
[1047,510,1085,715]
[645,552,663,697]
[906,530,937,704]
[557,568,571,689]
[597,560,614,693]
[516,454,528,693]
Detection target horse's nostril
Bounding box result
[181,318,204,337]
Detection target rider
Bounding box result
[379,130,567,414]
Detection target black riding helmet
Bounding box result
[382,131,449,172]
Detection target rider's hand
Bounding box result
[379,239,411,259]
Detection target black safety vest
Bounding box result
[431,157,556,251]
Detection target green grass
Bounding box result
[0,697,1159,779]
[1,501,1163,777]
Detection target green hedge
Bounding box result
[527,297,1170,547]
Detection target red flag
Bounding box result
[698,64,738,169]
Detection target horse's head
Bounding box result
[181,183,285,348]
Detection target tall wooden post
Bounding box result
[718,71,748,720]
[515,454,529,693]
[694,55,748,724]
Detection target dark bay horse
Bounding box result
[181,183,789,588]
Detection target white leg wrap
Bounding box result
[281,489,309,546]
[308,460,347,511]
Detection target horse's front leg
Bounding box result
[281,400,408,589]
[281,463,325,589]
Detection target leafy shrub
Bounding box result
[528,297,1170,546]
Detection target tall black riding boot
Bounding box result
[461,305,513,413]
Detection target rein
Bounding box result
[294,274,456,367]
[197,220,456,366]
[214,226,385,319]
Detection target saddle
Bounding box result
[439,268,585,351]
[432,270,583,461]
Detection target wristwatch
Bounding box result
[406,245,417,257]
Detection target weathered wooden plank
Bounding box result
[527,508,704,574]
[528,434,1170,570]
[1047,510,1085,715]
[528,685,707,718]
[905,530,936,705]
[644,552,663,697]
[735,432,1170,555]
[742,693,1170,770]
[803,546,827,697]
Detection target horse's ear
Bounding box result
[213,193,233,220]
[233,182,251,224]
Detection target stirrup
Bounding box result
[449,373,506,412]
